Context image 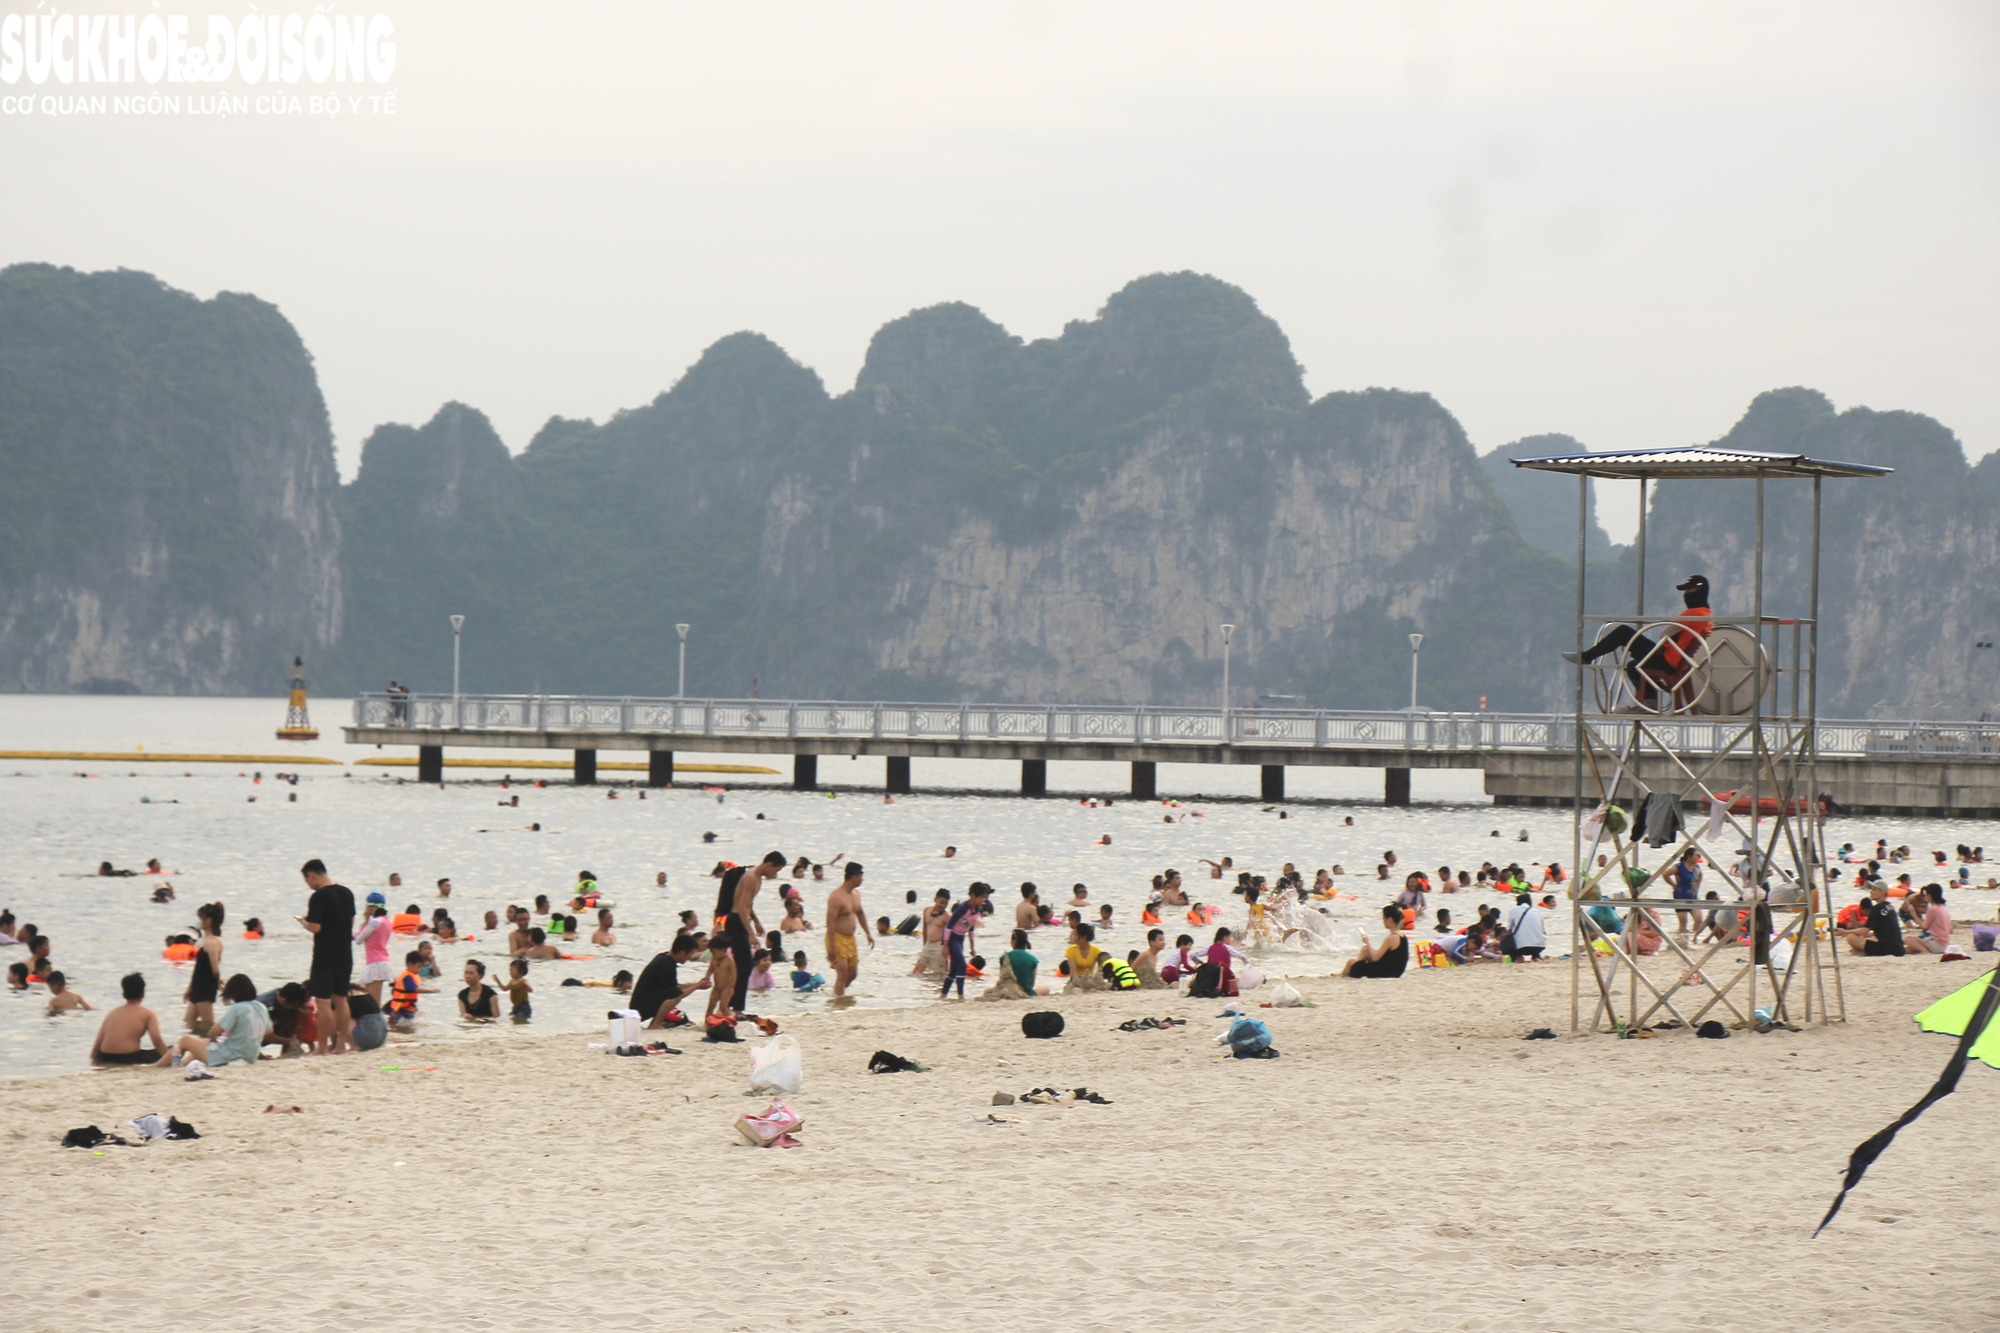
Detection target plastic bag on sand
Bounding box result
[748,1034,802,1093]
[1767,937,1793,975]
[1267,981,1302,1008]
[1237,965,1263,992]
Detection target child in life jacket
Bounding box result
[388,949,434,1029]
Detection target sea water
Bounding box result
[2,695,1993,1077]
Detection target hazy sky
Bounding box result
[5,1,1996,539]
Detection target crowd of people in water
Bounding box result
[7,830,1995,1073]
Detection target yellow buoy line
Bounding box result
[1,750,777,775]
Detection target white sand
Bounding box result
[4,955,1994,1333]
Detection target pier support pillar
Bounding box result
[1261,764,1285,802]
[648,750,673,787]
[793,754,818,791]
[417,745,443,784]
[573,749,597,785]
[1385,767,1411,806]
[1131,761,1157,800]
[1021,759,1047,796]
[886,756,912,794]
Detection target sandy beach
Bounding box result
[4,953,1992,1333]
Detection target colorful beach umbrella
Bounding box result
[1815,962,2000,1235]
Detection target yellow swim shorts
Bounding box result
[826,931,858,967]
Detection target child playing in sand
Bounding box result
[503,958,533,1020]
[45,971,90,1012]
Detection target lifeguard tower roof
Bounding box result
[1508,446,1891,481]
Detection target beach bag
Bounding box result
[1188,963,1222,998]
[1268,981,1302,1007]
[1223,1018,1272,1057]
[747,1034,803,1093]
[1021,1011,1065,1039]
[607,1008,641,1053]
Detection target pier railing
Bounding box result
[351,694,2000,760]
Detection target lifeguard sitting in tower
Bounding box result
[1563,574,1714,710]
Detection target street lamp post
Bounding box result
[675,623,691,699]
[1408,632,1424,711]
[450,614,465,725]
[1220,624,1235,741]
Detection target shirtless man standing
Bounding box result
[1014,883,1041,932]
[913,888,950,975]
[824,862,874,997]
[724,851,784,1012]
[90,972,168,1066]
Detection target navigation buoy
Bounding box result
[276,656,319,741]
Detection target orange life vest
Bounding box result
[388,971,420,1014]
[391,913,423,934]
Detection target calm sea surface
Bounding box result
[2,694,1993,1077]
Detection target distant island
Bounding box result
[2,262,1994,716]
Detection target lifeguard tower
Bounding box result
[277,656,319,741]
[1508,446,1889,1032]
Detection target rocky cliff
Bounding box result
[1640,388,2000,718]
[0,265,341,694]
[7,263,1994,719]
[758,275,1571,709]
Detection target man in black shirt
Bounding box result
[298,858,356,1053]
[633,934,708,1027]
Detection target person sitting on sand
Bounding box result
[45,971,91,1013]
[591,908,616,946]
[1185,928,1237,998]
[1342,905,1410,979]
[90,972,169,1066]
[1631,908,1666,956]
[1160,934,1197,985]
[1133,929,1167,988]
[1838,884,1905,956]
[1905,884,1952,955]
[1063,922,1108,992]
[983,930,1041,998]
[258,982,316,1053]
[159,973,268,1070]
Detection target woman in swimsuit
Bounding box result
[184,902,225,1034]
[1343,904,1410,979]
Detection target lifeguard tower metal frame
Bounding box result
[1509,447,1889,1033]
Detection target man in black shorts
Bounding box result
[717,852,784,1013]
[299,858,356,1053]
